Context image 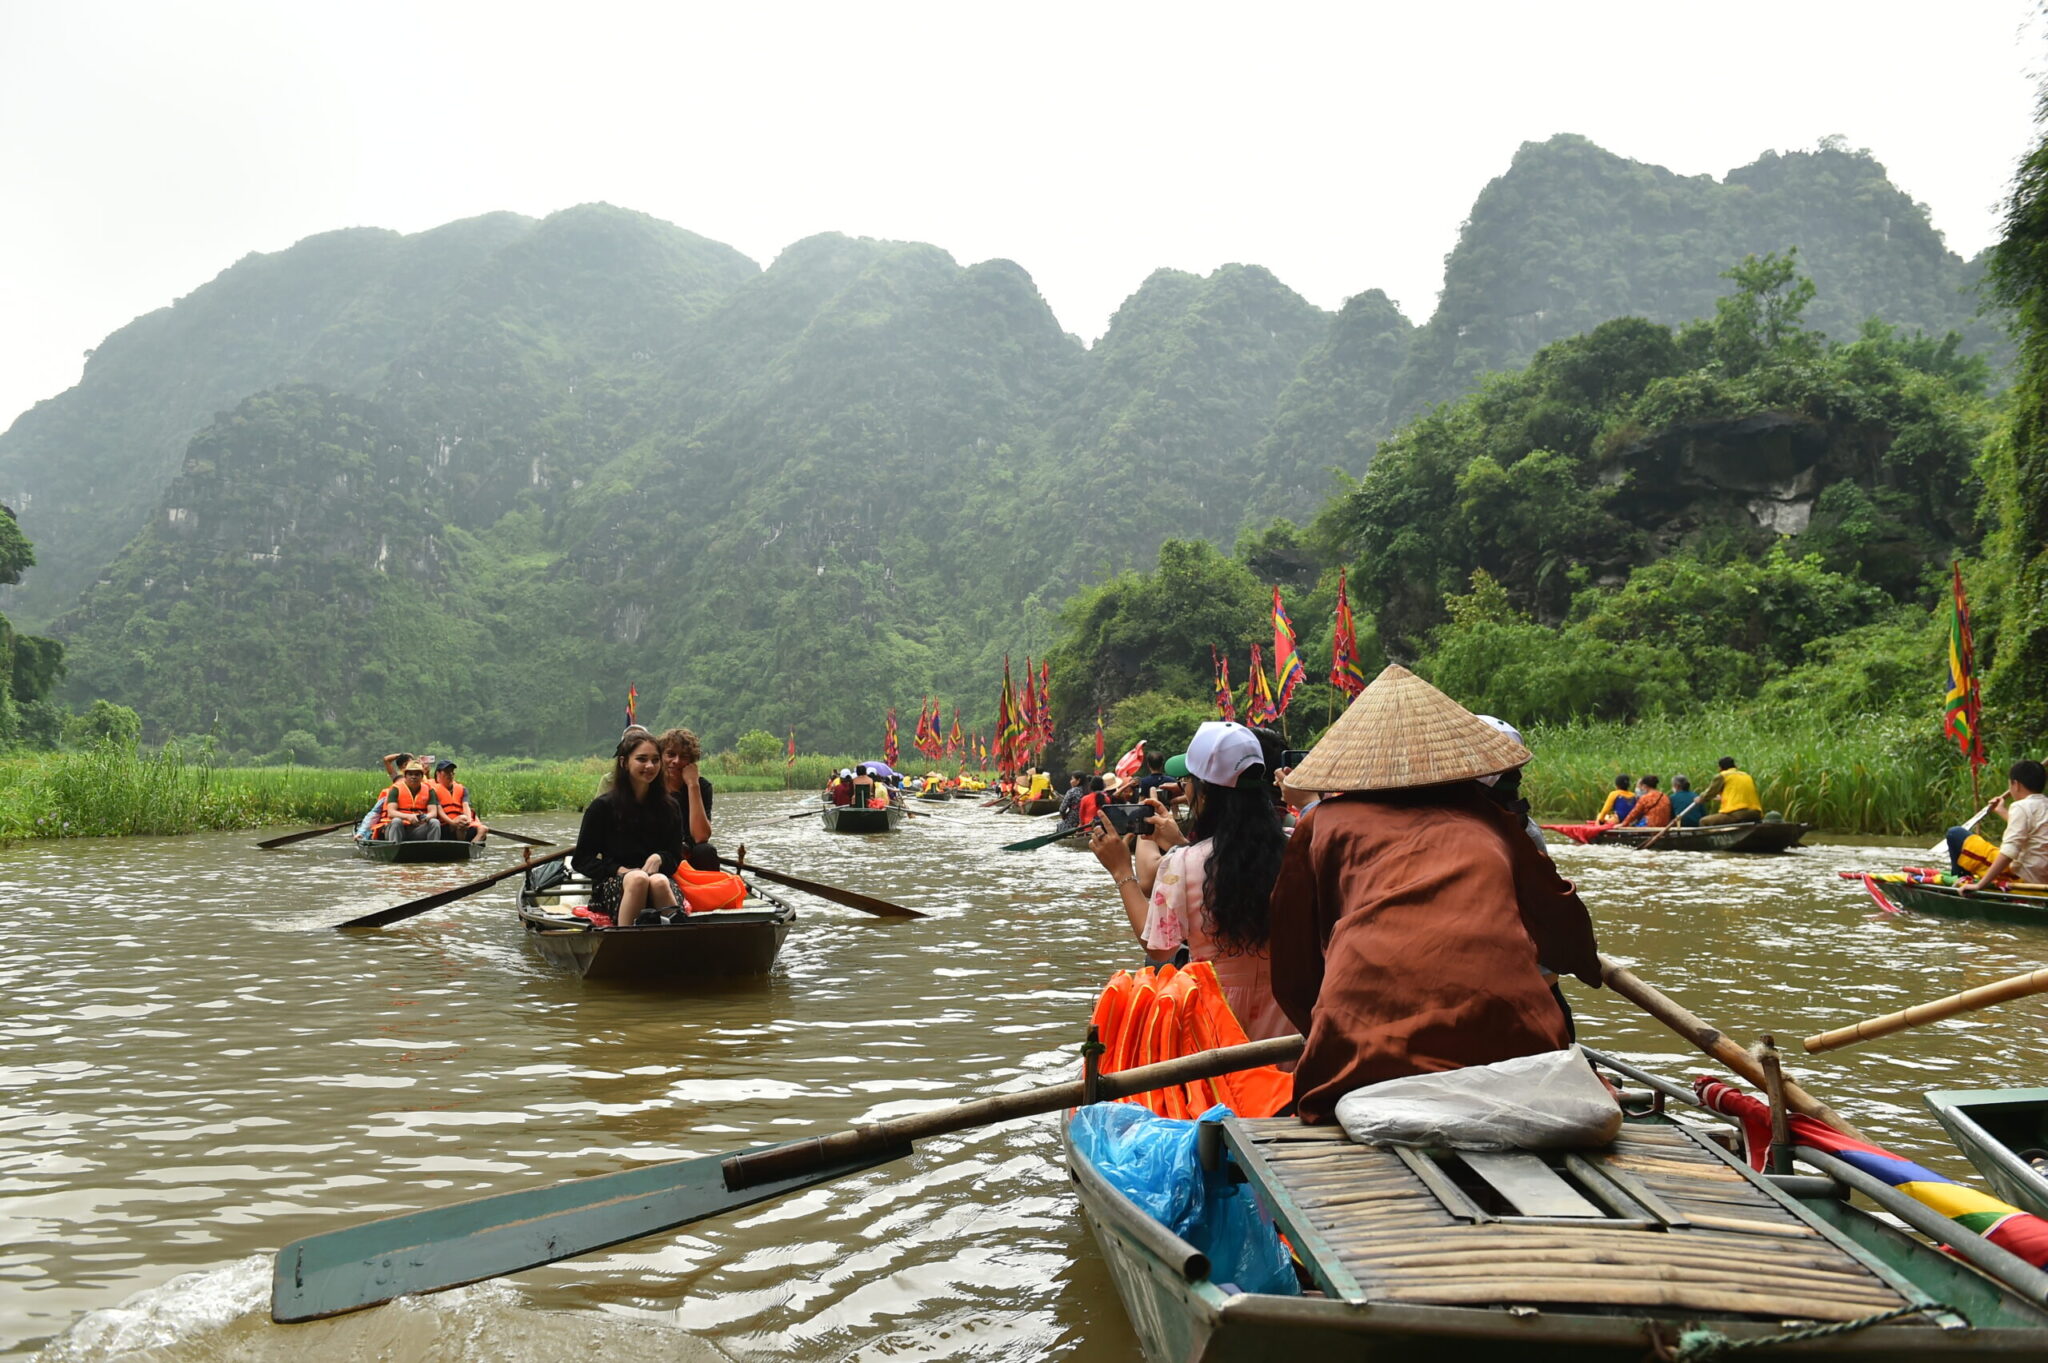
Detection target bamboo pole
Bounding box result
[1802,965,2048,1054]
[1597,955,1868,1140]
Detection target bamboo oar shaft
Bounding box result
[1597,955,1866,1140]
[1802,966,2048,1054]
[723,1033,1305,1190]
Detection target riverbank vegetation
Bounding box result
[0,742,920,841]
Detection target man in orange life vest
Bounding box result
[375,761,444,841]
[431,759,486,843]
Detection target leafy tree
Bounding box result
[64,699,141,749]
[733,729,781,765]
[1710,250,1818,374]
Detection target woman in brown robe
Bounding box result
[1268,666,1600,1124]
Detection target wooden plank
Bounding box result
[1348,1245,1883,1285]
[1459,1152,1604,1219]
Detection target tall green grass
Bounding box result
[0,747,992,840]
[1520,707,1979,836]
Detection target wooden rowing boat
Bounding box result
[1011,797,1059,816]
[1067,1077,2048,1359]
[1586,821,1812,852]
[353,836,487,864]
[516,871,795,982]
[1888,880,2048,927]
[823,804,905,833]
[1927,1088,2048,1219]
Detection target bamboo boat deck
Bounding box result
[1229,1116,1926,1323]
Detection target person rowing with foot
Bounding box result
[573,731,683,927]
[1268,665,1601,1123]
[1951,759,2048,892]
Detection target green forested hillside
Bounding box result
[12,135,2019,760]
[1386,135,1999,422]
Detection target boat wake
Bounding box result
[32,1256,733,1363]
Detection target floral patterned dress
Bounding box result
[1144,841,1293,1042]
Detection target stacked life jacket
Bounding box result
[673,862,749,913]
[1087,962,1291,1121]
[373,781,438,834]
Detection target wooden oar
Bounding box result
[715,856,928,919]
[335,849,572,930]
[1597,954,1866,1139]
[484,827,554,848]
[269,1033,1304,1322]
[1002,825,1084,852]
[256,820,355,849]
[1803,965,2048,1054]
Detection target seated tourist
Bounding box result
[373,761,444,842]
[1595,774,1636,825]
[572,731,683,927]
[1623,774,1672,828]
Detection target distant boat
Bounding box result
[1544,822,1811,853]
[823,804,905,833]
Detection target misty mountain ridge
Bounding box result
[0,134,2006,755]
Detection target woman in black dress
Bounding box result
[573,731,683,926]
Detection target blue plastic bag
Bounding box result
[1069,1103,1299,1296]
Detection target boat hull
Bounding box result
[1065,1107,2048,1360]
[1927,1088,2048,1218]
[354,837,486,863]
[1891,880,2048,927]
[1011,797,1059,816]
[517,880,794,982]
[822,805,905,832]
[1590,821,1811,852]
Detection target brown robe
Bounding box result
[1268,784,1600,1123]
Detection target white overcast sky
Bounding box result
[2,1,2043,433]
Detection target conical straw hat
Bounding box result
[1287,664,1530,793]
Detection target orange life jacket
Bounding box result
[433,780,470,820]
[674,863,748,913]
[1085,960,1292,1120]
[372,780,438,832]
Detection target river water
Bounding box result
[2,795,2039,1361]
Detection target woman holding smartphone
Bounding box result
[1087,721,1291,1039]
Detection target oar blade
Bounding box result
[334,851,570,930]
[256,821,352,850]
[271,1138,910,1322]
[1001,827,1080,852]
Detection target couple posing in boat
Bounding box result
[1085,667,1600,1121]
[573,726,732,926]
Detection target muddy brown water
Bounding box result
[2,795,2041,1361]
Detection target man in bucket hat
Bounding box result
[1268,666,1601,1124]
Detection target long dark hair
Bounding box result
[1188,767,1285,953]
[609,733,674,830]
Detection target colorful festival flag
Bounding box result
[998,657,1026,774]
[1094,710,1106,765]
[1114,740,1146,780]
[1944,562,1985,773]
[1244,644,1280,726]
[1329,568,1367,700]
[1020,658,1039,758]
[1272,586,1306,717]
[949,708,963,758]
[884,707,899,767]
[625,685,638,729]
[787,729,796,767]
[1212,647,1237,722]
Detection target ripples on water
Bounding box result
[2,799,2040,1361]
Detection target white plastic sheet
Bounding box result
[1333,1046,1622,1151]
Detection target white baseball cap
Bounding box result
[1179,721,1266,788]
[1475,715,1523,787]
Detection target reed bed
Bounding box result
[0,747,989,840]
[1521,708,1980,837]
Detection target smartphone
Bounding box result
[1099,803,1154,836]
[1281,750,1310,768]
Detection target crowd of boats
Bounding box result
[255,678,2048,1360]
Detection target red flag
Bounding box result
[949,707,963,758]
[1038,661,1055,749]
[625,685,638,729]
[997,658,1025,774]
[1093,710,1106,765]
[1020,658,1039,757]
[1114,740,1146,780]
[786,729,796,767]
[883,707,899,767]
[1272,586,1306,716]
[1330,568,1367,700]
